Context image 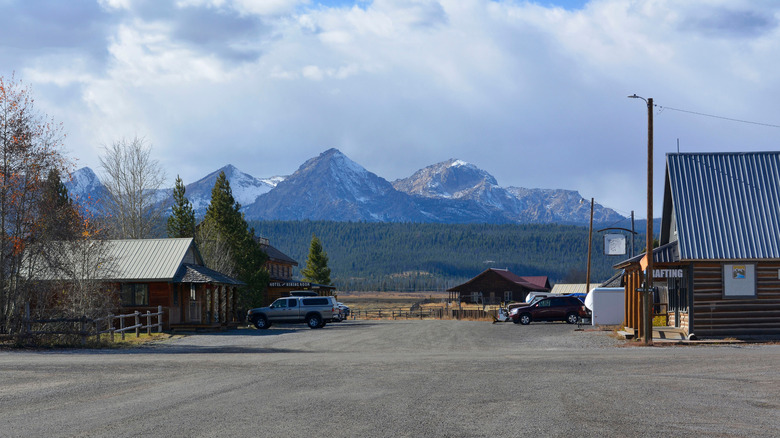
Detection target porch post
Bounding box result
[213,287,220,323]
[220,286,227,324]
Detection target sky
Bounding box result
[2,0,780,219]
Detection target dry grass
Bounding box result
[335,291,499,321]
[336,291,449,312]
[1,332,177,350]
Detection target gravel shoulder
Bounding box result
[1,320,778,437]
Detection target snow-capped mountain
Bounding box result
[65,149,625,225]
[244,148,426,221]
[183,165,278,217]
[393,159,498,199]
[65,167,111,214]
[393,158,624,224]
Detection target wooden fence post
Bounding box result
[135,311,140,338]
[80,316,87,346]
[120,314,126,340]
[109,313,114,342]
[146,311,152,335]
[157,305,163,333]
[24,303,31,338]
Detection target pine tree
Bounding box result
[301,234,331,285]
[166,175,195,238]
[200,171,268,309]
[38,168,80,241]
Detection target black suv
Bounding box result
[509,296,590,325]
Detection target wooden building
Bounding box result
[259,238,335,304]
[259,237,298,285]
[447,268,550,304]
[615,152,780,338]
[30,238,244,331]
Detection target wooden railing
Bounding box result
[21,304,164,345]
[348,307,496,321]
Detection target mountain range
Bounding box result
[66,148,625,225]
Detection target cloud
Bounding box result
[4,0,780,218]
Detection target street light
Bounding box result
[628,93,653,345]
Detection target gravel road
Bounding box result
[1,320,779,437]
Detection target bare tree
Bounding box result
[195,220,236,277]
[99,136,166,239]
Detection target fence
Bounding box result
[21,304,164,346]
[349,306,497,321]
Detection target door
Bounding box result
[268,298,298,322]
[533,298,554,321]
[188,284,201,322]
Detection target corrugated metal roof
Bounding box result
[667,152,780,260]
[550,284,587,294]
[613,241,680,268]
[104,238,196,281]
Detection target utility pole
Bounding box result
[629,94,654,345]
[644,98,654,345]
[586,198,594,297]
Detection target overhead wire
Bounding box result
[655,104,780,129]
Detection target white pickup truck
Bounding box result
[247,296,338,329]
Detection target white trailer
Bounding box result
[584,287,624,326]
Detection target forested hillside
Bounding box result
[251,221,643,292]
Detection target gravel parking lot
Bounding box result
[2,320,779,437]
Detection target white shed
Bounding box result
[584,287,625,326]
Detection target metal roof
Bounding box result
[666,152,780,260]
[261,243,298,266]
[550,283,587,294]
[447,268,550,292]
[104,238,199,281]
[613,241,680,268]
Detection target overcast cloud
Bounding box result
[3,0,780,218]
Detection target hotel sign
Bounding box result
[269,281,312,288]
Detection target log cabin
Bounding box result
[615,152,780,338]
[28,238,244,331]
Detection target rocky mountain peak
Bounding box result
[393,158,498,199]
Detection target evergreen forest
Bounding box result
[250,221,645,292]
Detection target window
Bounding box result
[288,298,297,307]
[302,298,329,306]
[120,284,149,306]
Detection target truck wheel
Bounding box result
[306,314,322,329]
[519,314,531,325]
[253,315,270,329]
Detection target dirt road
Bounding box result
[1,320,778,437]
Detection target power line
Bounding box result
[656,105,780,129]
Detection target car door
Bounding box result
[547,297,568,321]
[267,298,294,322]
[533,298,555,321]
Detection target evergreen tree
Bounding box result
[301,234,331,285]
[166,175,195,238]
[38,168,80,241]
[200,171,268,309]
